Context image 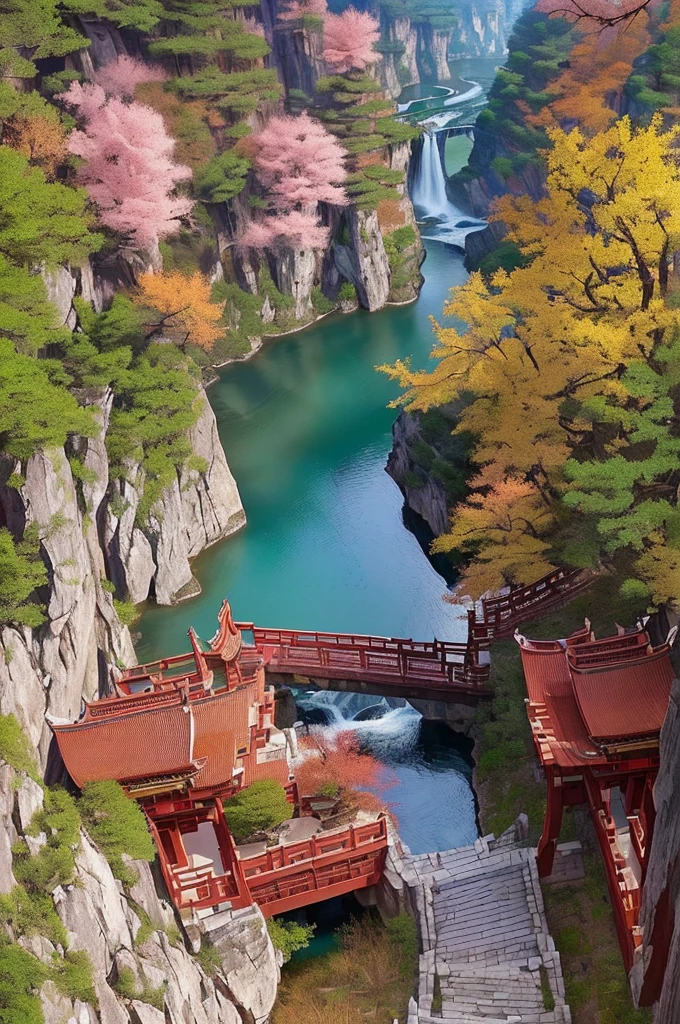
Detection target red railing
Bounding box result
[468,569,594,642]
[241,817,389,916]
[237,624,489,689]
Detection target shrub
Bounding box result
[267,918,315,962]
[222,780,291,842]
[0,944,47,1024]
[113,599,139,627]
[0,886,67,947]
[194,938,223,976]
[0,714,38,778]
[52,950,97,1005]
[386,912,418,970]
[113,966,138,999]
[338,282,357,301]
[79,780,155,882]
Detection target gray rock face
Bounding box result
[180,399,247,557]
[270,246,317,320]
[203,904,280,1023]
[0,394,135,764]
[386,411,450,537]
[0,762,281,1024]
[330,208,391,312]
[630,677,680,1020]
[105,385,245,606]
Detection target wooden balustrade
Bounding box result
[239,623,488,689]
[467,568,594,643]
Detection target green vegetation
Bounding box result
[52,950,97,1005]
[0,942,48,1024]
[4,787,82,947]
[0,527,48,629]
[222,780,291,842]
[194,938,224,976]
[0,714,39,778]
[195,150,252,204]
[267,919,316,962]
[451,10,573,209]
[79,780,155,884]
[272,914,418,1023]
[339,282,357,302]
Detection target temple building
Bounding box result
[50,601,388,925]
[516,619,676,971]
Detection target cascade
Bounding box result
[411,129,486,248]
[293,689,476,854]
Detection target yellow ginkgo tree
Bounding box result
[383,115,680,604]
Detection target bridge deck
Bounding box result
[237,624,491,696]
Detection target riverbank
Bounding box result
[472,578,652,1023]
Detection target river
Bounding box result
[138,57,498,856]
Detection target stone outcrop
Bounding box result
[0,397,135,766]
[0,764,279,1024]
[387,411,451,537]
[104,385,245,606]
[630,677,680,1021]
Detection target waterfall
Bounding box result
[295,690,423,759]
[412,132,450,217]
[411,130,486,248]
[292,687,477,854]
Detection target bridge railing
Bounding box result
[237,624,489,687]
[239,816,387,877]
[240,817,388,913]
[468,569,593,642]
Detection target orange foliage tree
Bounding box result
[525,18,650,134]
[135,271,225,351]
[4,116,67,179]
[295,732,396,817]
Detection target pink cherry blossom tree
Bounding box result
[322,7,381,73]
[60,81,192,250]
[252,110,347,209]
[240,111,346,252]
[240,210,329,251]
[94,55,167,100]
[279,0,327,22]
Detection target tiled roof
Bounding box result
[244,751,291,787]
[571,650,675,740]
[52,703,194,788]
[192,691,236,790]
[517,632,674,767]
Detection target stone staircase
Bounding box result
[404,836,571,1023]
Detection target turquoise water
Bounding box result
[137,62,492,854]
[136,238,470,661]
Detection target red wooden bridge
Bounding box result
[467,568,594,644]
[238,624,492,701]
[234,569,594,703]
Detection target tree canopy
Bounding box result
[384,115,680,605]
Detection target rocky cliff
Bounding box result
[385,405,473,559]
[630,676,680,1021]
[376,0,526,100]
[0,763,279,1024]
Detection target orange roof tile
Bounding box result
[244,752,291,788]
[192,691,236,790]
[570,650,674,740]
[52,704,194,788]
[517,632,674,765]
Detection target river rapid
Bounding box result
[138,57,498,856]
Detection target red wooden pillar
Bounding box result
[536,765,564,877]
